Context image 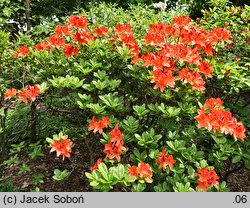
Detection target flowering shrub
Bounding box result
[0,3,249,192]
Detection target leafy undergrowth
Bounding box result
[1,138,250,192]
[0,139,93,192]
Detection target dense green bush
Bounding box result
[199,4,250,171]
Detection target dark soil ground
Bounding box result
[1,138,250,192]
[226,167,250,192]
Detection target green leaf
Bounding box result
[50,75,84,89]
[149,149,159,159]
[98,163,109,181]
[187,166,195,177]
[3,7,12,17]
[157,103,180,117]
[132,183,146,192]
[18,163,31,174]
[93,70,107,80]
[211,135,227,144]
[116,164,125,180]
[85,172,94,180]
[86,103,106,114]
[244,159,250,169]
[133,104,149,118]
[46,137,53,144]
[99,93,124,111]
[92,80,109,90]
[90,181,99,187]
[166,141,175,150]
[232,155,241,164]
[121,116,139,133]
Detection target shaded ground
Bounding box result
[227,168,250,192]
[1,138,250,192]
[0,138,103,192]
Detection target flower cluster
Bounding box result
[196,167,219,192]
[139,16,231,93]
[37,15,92,58]
[155,147,176,171]
[178,68,205,92]
[93,26,109,38]
[50,134,73,160]
[104,124,126,162]
[195,98,246,141]
[112,23,140,63]
[13,45,30,58]
[87,117,126,163]
[144,16,230,52]
[21,15,107,59]
[4,88,17,100]
[4,84,41,105]
[88,116,111,134]
[128,161,153,183]
[15,16,108,59]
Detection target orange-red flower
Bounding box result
[137,161,153,183]
[178,68,205,92]
[18,84,41,105]
[151,69,176,92]
[141,51,174,70]
[128,162,153,183]
[13,45,30,58]
[63,44,79,58]
[54,25,73,37]
[109,124,124,145]
[162,44,201,65]
[90,158,103,172]
[114,24,133,35]
[4,88,17,100]
[204,98,223,109]
[100,122,126,162]
[196,168,219,192]
[173,16,192,28]
[195,108,213,131]
[67,15,88,30]
[103,139,126,162]
[179,27,207,45]
[156,147,176,170]
[47,35,65,48]
[72,31,95,45]
[144,23,175,47]
[128,165,139,177]
[208,28,231,44]
[88,116,111,134]
[233,123,246,141]
[101,116,111,128]
[93,26,109,38]
[103,122,126,162]
[50,135,73,160]
[197,61,213,78]
[34,41,51,51]
[144,23,167,47]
